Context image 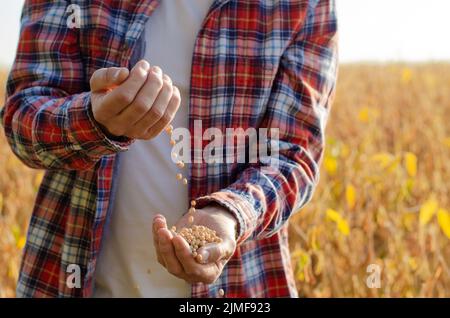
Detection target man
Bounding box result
[1,0,338,297]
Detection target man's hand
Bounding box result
[152,205,237,284]
[89,59,181,140]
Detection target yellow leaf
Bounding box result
[408,257,418,271]
[299,253,309,267]
[0,192,3,212]
[419,198,438,226]
[17,236,26,249]
[357,106,379,123]
[444,137,450,148]
[293,249,309,282]
[404,152,417,177]
[296,270,305,282]
[12,225,21,242]
[7,262,18,280]
[401,68,413,84]
[326,209,350,236]
[326,208,342,222]
[437,208,450,239]
[358,107,370,123]
[324,156,338,175]
[405,178,415,193]
[345,184,356,210]
[34,171,45,188]
[387,156,401,173]
[337,219,350,236]
[401,178,415,199]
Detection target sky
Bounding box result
[0,0,449,66]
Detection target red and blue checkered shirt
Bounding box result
[1,0,337,297]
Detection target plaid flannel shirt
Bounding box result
[0,0,338,297]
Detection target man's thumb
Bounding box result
[90,67,129,92]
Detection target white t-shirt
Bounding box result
[93,0,213,298]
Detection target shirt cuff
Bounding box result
[67,92,133,158]
[195,190,257,244]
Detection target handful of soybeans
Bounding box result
[176,225,222,257]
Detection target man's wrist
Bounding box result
[205,203,239,240]
[88,95,130,143]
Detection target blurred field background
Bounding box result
[289,63,450,297]
[1,64,449,297]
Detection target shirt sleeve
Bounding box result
[0,1,132,171]
[195,0,338,244]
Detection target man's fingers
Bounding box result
[196,240,235,265]
[90,67,129,92]
[172,235,219,284]
[121,69,169,135]
[102,60,150,116]
[152,215,166,242]
[153,214,166,225]
[152,215,167,265]
[158,228,185,277]
[172,235,196,267]
[142,85,181,140]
